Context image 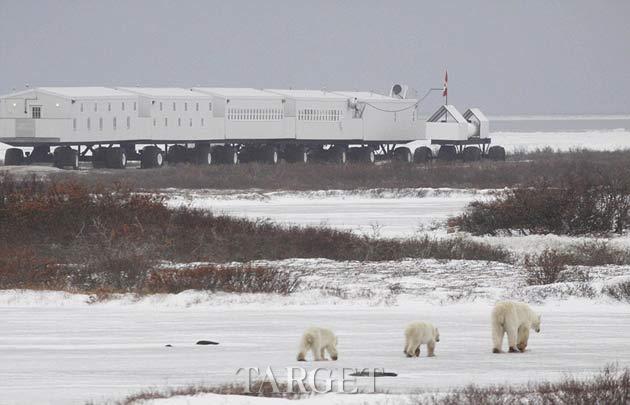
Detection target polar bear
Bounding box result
[491,301,541,353]
[296,327,338,361]
[404,322,440,358]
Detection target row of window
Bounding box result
[298,109,343,122]
[73,117,131,131]
[227,108,284,121]
[80,102,136,113]
[158,101,212,112]
[153,117,206,128]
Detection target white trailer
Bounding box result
[0,84,504,168]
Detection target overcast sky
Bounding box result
[1,0,629,114]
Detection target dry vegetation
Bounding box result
[450,151,630,235]
[45,149,630,191]
[0,174,509,294]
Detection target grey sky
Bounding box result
[1,0,629,114]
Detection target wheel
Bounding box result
[53,147,78,169]
[285,145,308,163]
[105,147,127,169]
[92,147,107,168]
[413,146,433,163]
[4,148,24,166]
[348,147,374,163]
[462,146,482,162]
[329,146,347,164]
[193,144,212,165]
[393,147,412,163]
[437,145,457,161]
[487,146,506,161]
[168,145,189,164]
[29,145,52,163]
[262,146,279,164]
[213,146,239,165]
[141,146,164,169]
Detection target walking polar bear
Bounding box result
[296,327,338,361]
[404,322,440,358]
[492,301,541,353]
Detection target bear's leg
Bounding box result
[492,322,504,353]
[506,326,518,353]
[414,345,421,357]
[312,346,322,361]
[517,326,529,352]
[427,340,436,357]
[320,347,327,361]
[297,351,306,361]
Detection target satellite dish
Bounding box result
[390,84,408,99]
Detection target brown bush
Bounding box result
[144,265,300,295]
[604,280,630,302]
[523,249,570,285]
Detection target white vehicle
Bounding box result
[0,84,503,169]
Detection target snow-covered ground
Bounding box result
[1,297,628,405]
[163,187,630,255]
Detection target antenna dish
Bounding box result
[390,84,408,99]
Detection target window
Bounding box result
[164,117,168,127]
[87,118,91,130]
[209,102,212,111]
[73,118,77,131]
[196,102,199,111]
[153,118,156,127]
[122,102,125,111]
[94,103,97,112]
[159,102,163,111]
[173,102,176,111]
[99,117,103,131]
[113,117,117,130]
[201,118,204,127]
[178,117,181,127]
[80,103,84,112]
[189,118,193,127]
[184,102,188,112]
[133,102,137,111]
[126,116,130,129]
[108,103,111,112]
[31,106,41,119]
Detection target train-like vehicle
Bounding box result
[0,84,504,169]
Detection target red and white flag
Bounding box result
[442,69,448,97]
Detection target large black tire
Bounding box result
[438,145,458,161]
[92,147,107,168]
[213,146,239,165]
[53,147,79,169]
[105,147,127,169]
[4,148,24,166]
[168,145,189,164]
[393,147,412,163]
[262,146,279,164]
[462,146,482,162]
[348,147,374,163]
[285,145,308,164]
[413,146,433,163]
[193,144,212,165]
[329,146,347,164]
[29,145,52,163]
[488,146,506,161]
[141,146,164,169]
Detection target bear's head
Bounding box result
[533,314,542,333]
[434,327,440,342]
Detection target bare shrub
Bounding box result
[604,280,630,302]
[143,265,300,295]
[423,364,630,405]
[523,249,569,285]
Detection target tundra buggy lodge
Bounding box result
[0,85,504,169]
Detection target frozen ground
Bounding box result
[163,187,630,254]
[0,257,629,404]
[0,297,629,405]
